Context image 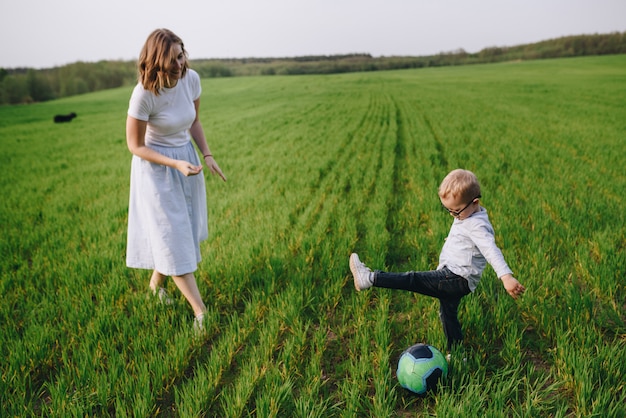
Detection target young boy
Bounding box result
[350,169,525,355]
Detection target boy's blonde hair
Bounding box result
[438,169,481,201]
[138,28,189,95]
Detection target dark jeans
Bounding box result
[374,266,471,351]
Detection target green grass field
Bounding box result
[1,55,625,417]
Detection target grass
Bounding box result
[1,55,625,417]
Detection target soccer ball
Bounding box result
[396,343,448,395]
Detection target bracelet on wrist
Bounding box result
[203,154,213,158]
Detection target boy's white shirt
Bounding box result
[437,207,513,292]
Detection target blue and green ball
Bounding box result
[396,343,448,395]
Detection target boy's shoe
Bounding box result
[446,353,467,363]
[350,253,374,291]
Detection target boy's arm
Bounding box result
[470,221,524,299]
[500,274,525,299]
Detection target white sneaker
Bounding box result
[193,313,205,335]
[446,353,467,363]
[350,253,374,291]
[151,287,173,305]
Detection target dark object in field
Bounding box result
[54,113,77,123]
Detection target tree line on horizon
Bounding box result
[1,32,624,105]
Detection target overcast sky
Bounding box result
[1,0,624,69]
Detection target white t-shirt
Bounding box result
[437,207,513,291]
[127,69,202,148]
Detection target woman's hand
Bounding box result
[203,155,227,182]
[176,160,203,176]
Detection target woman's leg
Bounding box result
[149,270,166,292]
[171,272,207,317]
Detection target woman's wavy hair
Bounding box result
[138,28,189,95]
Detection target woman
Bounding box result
[126,28,226,331]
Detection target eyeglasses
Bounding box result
[442,195,481,218]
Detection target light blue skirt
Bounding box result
[126,141,208,276]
